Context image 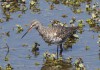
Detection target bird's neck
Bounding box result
[36,24,46,35]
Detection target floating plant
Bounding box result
[16,24,23,33]
[22,43,28,47]
[78,20,85,28]
[6,64,13,70]
[32,42,40,52]
[5,31,10,37]
[49,4,55,10]
[0,18,4,23]
[0,0,99,70]
[32,42,40,56]
[74,58,86,70]
[49,19,68,27]
[0,66,2,70]
[18,14,22,18]
[42,53,73,70]
[61,14,68,18]
[26,55,32,59]
[34,62,40,66]
[85,46,90,50]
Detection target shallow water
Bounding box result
[0,0,100,70]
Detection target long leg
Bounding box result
[60,44,63,56]
[57,45,59,59]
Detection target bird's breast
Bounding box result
[41,33,63,44]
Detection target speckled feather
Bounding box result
[35,21,78,45]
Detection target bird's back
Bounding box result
[51,25,78,42]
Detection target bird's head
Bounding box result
[30,20,41,29]
[21,20,41,39]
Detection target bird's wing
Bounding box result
[41,25,78,44]
[53,26,78,39]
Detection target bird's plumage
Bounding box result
[34,21,78,45]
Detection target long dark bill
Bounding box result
[21,26,33,39]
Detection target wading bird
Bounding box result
[21,20,78,59]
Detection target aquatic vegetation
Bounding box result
[90,25,100,32]
[32,42,40,56]
[0,0,99,70]
[6,64,13,70]
[9,3,20,12]
[42,55,73,70]
[43,51,51,61]
[22,43,28,47]
[30,0,37,9]
[45,0,60,4]
[43,52,56,61]
[61,14,68,18]
[0,31,10,37]
[78,20,85,28]
[30,0,36,5]
[42,54,86,70]
[26,54,32,59]
[0,2,28,22]
[1,2,20,13]
[52,0,60,4]
[16,24,23,33]
[85,4,92,13]
[64,35,79,50]
[32,42,40,52]
[86,18,97,27]
[31,7,40,13]
[73,8,83,14]
[5,13,11,21]
[21,0,26,4]
[0,66,2,70]
[61,0,92,14]
[5,31,10,37]
[73,34,79,38]
[74,58,86,70]
[34,62,40,66]
[49,19,68,27]
[4,56,9,61]
[49,20,60,26]
[20,4,27,14]
[0,18,4,23]
[85,46,90,50]
[70,17,76,27]
[66,57,72,64]
[29,0,40,13]
[18,14,22,18]
[49,4,55,10]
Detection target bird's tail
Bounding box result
[68,26,79,35]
